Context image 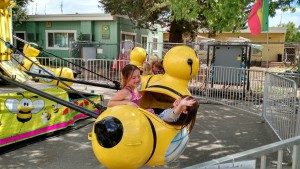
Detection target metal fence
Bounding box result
[263,72,299,140]
[11,54,266,116]
[189,66,265,115]
[10,54,300,168]
[146,41,300,68]
[184,135,300,169]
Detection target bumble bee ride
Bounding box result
[129,47,147,70]
[128,46,163,90]
[88,45,199,169]
[20,43,74,88]
[88,105,189,169]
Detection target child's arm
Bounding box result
[173,97,196,115]
[107,89,138,107]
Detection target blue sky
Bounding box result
[269,8,300,27]
[27,0,300,28]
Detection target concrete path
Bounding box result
[0,86,285,169]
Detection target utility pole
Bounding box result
[279,14,282,25]
[60,1,63,14]
[35,3,37,15]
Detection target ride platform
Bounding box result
[0,81,103,147]
[0,87,281,169]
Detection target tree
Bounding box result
[278,22,300,42]
[99,0,300,42]
[13,0,33,26]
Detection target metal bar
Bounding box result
[183,135,300,169]
[260,155,267,169]
[0,73,99,118]
[277,150,283,169]
[25,71,120,90]
[292,145,299,169]
[13,35,119,84]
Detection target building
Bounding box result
[164,27,291,66]
[13,14,164,60]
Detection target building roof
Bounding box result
[165,26,286,34]
[26,13,129,21]
[220,27,287,34]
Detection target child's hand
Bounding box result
[179,97,196,107]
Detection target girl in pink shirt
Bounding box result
[108,64,142,108]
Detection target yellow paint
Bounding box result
[129,47,147,71]
[0,61,30,82]
[0,87,102,145]
[90,46,199,168]
[21,44,74,88]
[89,105,184,168]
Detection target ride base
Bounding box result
[0,81,103,147]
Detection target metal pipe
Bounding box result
[13,35,120,87]
[0,73,100,118]
[26,71,120,90]
[0,38,103,112]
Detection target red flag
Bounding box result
[248,0,269,35]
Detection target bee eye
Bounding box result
[94,116,123,148]
[187,58,193,65]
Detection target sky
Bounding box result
[27,0,300,28]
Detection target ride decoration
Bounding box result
[129,47,163,90]
[88,45,199,168]
[0,0,104,147]
[0,87,102,147]
[20,43,74,88]
[0,0,30,82]
[129,47,147,71]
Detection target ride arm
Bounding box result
[0,73,100,118]
[25,71,120,90]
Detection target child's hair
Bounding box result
[150,54,159,63]
[169,95,199,133]
[121,64,140,88]
[142,62,152,75]
[152,60,165,74]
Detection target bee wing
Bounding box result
[53,103,61,108]
[32,100,45,114]
[5,99,19,114]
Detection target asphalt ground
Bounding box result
[0,86,288,169]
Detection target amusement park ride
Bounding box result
[0,1,199,168]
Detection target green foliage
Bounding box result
[99,0,300,42]
[12,0,33,26]
[201,0,249,37]
[168,0,199,22]
[278,22,300,42]
[269,0,300,17]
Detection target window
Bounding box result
[46,30,76,50]
[121,32,136,53]
[121,33,136,42]
[153,37,158,52]
[141,35,147,50]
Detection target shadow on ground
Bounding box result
[0,89,285,169]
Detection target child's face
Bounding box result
[152,65,160,73]
[127,69,141,88]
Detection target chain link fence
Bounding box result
[146,41,300,68]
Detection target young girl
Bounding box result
[159,95,199,133]
[152,60,165,74]
[107,64,142,107]
[142,62,153,75]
